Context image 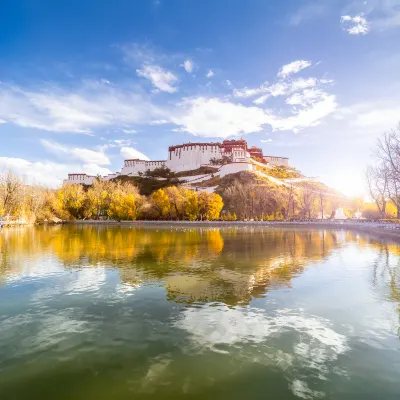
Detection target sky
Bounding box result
[1,0,400,196]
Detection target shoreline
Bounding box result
[64,219,400,241]
[3,219,400,242]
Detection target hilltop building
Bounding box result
[64,139,289,185]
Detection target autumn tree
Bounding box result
[184,189,199,221]
[107,183,141,221]
[0,171,24,217]
[298,183,317,219]
[85,179,113,219]
[54,184,86,219]
[164,186,186,220]
[151,189,170,219]
[199,192,223,220]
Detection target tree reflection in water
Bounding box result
[3,225,395,307]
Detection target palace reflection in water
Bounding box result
[2,226,337,302]
[1,225,399,308]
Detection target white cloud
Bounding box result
[110,139,136,148]
[261,139,273,143]
[285,88,325,106]
[0,81,162,133]
[233,83,269,98]
[277,60,312,78]
[341,14,370,35]
[0,157,111,187]
[150,119,169,125]
[82,164,112,177]
[182,59,195,74]
[206,70,214,78]
[171,76,336,137]
[40,139,110,165]
[253,94,270,105]
[270,91,337,132]
[171,97,270,138]
[122,129,137,134]
[120,147,150,160]
[136,65,178,93]
[237,77,319,104]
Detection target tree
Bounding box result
[366,164,389,219]
[0,171,24,217]
[183,190,199,221]
[199,192,224,220]
[151,189,170,219]
[374,125,400,218]
[54,184,86,219]
[164,186,186,219]
[284,183,295,219]
[319,192,326,219]
[298,183,317,219]
[107,183,140,221]
[85,179,113,219]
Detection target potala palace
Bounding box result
[64,139,289,186]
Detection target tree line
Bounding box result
[1,158,390,224]
[0,174,224,223]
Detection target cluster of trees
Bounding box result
[0,172,224,223]
[366,125,400,219]
[0,172,56,223]
[216,172,352,220]
[55,180,224,221]
[53,180,143,221]
[149,187,223,221]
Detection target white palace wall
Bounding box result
[166,143,221,172]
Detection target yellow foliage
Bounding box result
[151,189,170,219]
[107,184,138,221]
[184,190,199,221]
[199,192,224,220]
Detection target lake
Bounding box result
[1,225,400,399]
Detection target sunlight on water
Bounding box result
[1,225,400,399]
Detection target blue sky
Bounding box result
[1,0,400,195]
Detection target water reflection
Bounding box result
[1,226,347,304]
[2,226,400,399]
[1,226,400,308]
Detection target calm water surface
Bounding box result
[1,225,400,399]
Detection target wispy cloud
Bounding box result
[235,77,319,104]
[122,129,137,134]
[150,119,169,125]
[0,157,111,187]
[277,60,312,78]
[41,139,110,165]
[206,70,214,78]
[120,146,150,160]
[136,65,178,93]
[0,80,162,133]
[341,14,370,35]
[170,58,336,137]
[182,59,195,74]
